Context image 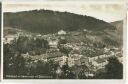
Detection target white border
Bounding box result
[1,1,3,82]
[2,0,125,4]
[1,1,127,84]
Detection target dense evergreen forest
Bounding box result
[4,9,116,34]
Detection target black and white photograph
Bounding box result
[3,2,124,79]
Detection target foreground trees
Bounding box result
[94,57,123,79]
[105,57,123,79]
[3,36,50,78]
[4,36,123,79]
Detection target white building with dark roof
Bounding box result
[58,30,66,35]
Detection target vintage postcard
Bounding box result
[2,1,125,81]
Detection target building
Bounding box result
[4,35,18,44]
[49,39,58,48]
[58,30,66,35]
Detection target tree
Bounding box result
[4,43,15,77]
[12,54,27,76]
[94,57,123,79]
[60,62,75,79]
[78,69,87,79]
[105,57,123,79]
[78,64,89,79]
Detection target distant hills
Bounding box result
[111,21,123,46]
[4,10,116,34]
[111,20,123,33]
[4,9,123,47]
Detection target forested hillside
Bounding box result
[4,9,116,34]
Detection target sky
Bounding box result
[3,1,124,22]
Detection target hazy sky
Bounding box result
[3,1,124,22]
